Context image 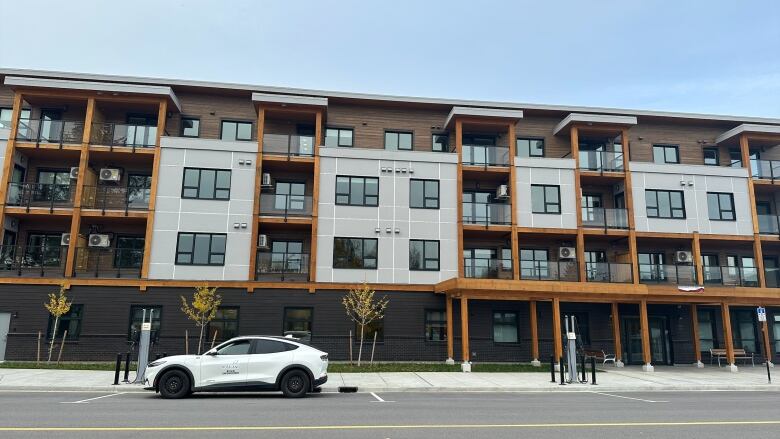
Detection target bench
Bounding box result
[709,348,755,367]
[582,348,616,365]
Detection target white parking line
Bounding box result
[589,391,667,403]
[369,392,394,403]
[61,392,127,404]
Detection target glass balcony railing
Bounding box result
[90,122,157,148]
[15,119,84,145]
[585,262,633,283]
[73,247,143,278]
[462,202,511,225]
[6,183,75,209]
[462,145,510,167]
[463,257,513,279]
[255,251,310,281]
[263,134,315,157]
[81,186,151,212]
[259,194,313,218]
[579,150,624,172]
[519,260,579,281]
[0,245,66,277]
[758,214,780,235]
[638,264,696,284]
[702,266,759,287]
[751,159,780,181]
[581,208,629,229]
[766,267,780,288]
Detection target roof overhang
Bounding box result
[553,113,638,136]
[252,92,328,108]
[444,106,523,129]
[3,76,181,112]
[716,123,780,144]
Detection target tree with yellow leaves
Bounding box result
[342,282,388,366]
[181,285,222,354]
[44,285,71,363]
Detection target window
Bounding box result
[274,181,306,211]
[180,117,200,137]
[425,310,447,341]
[356,319,384,342]
[220,120,252,141]
[409,240,439,271]
[703,147,720,166]
[26,233,63,267]
[208,307,239,341]
[128,305,162,342]
[385,131,413,151]
[731,310,758,353]
[517,138,544,158]
[645,189,685,219]
[1,108,31,133]
[283,307,313,338]
[493,311,519,343]
[698,309,718,352]
[653,144,680,164]
[409,179,439,209]
[127,174,152,207]
[175,233,227,265]
[531,185,561,214]
[255,339,298,354]
[333,237,378,269]
[216,339,252,355]
[325,127,353,147]
[773,314,780,354]
[114,236,144,268]
[432,134,449,152]
[270,241,304,273]
[335,176,378,206]
[520,249,549,279]
[48,304,83,340]
[36,169,71,202]
[707,192,736,221]
[182,168,231,200]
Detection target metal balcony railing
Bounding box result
[81,186,150,213]
[462,145,510,167]
[519,260,579,281]
[579,150,624,172]
[638,264,697,284]
[255,251,310,281]
[462,202,512,226]
[0,245,66,277]
[751,159,780,181]
[6,182,75,210]
[90,122,157,148]
[585,262,633,283]
[15,119,85,146]
[702,266,759,287]
[581,207,629,230]
[263,134,315,157]
[259,194,313,218]
[463,257,513,279]
[73,247,143,278]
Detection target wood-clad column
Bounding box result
[460,296,470,365]
[247,106,266,287]
[740,133,766,287]
[639,300,653,371]
[611,302,624,366]
[455,119,464,278]
[552,297,562,363]
[692,232,703,285]
[690,304,703,367]
[507,122,519,279]
[141,99,167,280]
[445,295,454,363]
[0,92,24,236]
[622,128,639,284]
[309,110,323,285]
[65,97,96,277]
[721,302,737,371]
[571,126,586,281]
[529,300,539,365]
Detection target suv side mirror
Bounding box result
[205,349,218,356]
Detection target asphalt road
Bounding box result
[0,389,778,438]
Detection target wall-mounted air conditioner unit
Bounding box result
[495,184,509,200]
[261,173,272,188]
[675,251,692,264]
[559,247,576,259]
[60,233,71,246]
[99,168,121,182]
[258,234,269,249]
[88,234,111,248]
[69,167,79,180]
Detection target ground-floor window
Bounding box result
[697,308,718,352]
[128,305,162,342]
[773,314,780,354]
[425,309,446,341]
[208,306,239,342]
[283,307,313,339]
[48,304,84,340]
[493,311,519,343]
[732,309,758,353]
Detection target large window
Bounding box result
[517,138,544,158]
[114,235,144,268]
[432,134,449,152]
[645,189,685,219]
[48,304,83,340]
[333,237,378,269]
[208,306,239,341]
[409,240,440,271]
[493,311,519,343]
[175,233,227,266]
[274,181,306,211]
[703,147,720,166]
[36,169,71,202]
[26,233,63,267]
[325,127,353,147]
[653,144,680,164]
[425,310,446,341]
[531,185,561,214]
[335,176,378,206]
[220,120,252,141]
[385,131,413,151]
[520,249,549,279]
[707,192,736,221]
[182,168,231,200]
[283,307,313,338]
[180,117,200,138]
[409,179,439,209]
[128,305,162,342]
[698,308,718,352]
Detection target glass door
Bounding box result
[584,250,607,281]
[126,114,157,146]
[581,194,603,224]
[622,316,672,365]
[765,257,779,288]
[39,109,62,143]
[731,310,759,355]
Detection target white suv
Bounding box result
[144,336,328,398]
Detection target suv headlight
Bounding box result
[147,360,166,368]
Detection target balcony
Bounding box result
[255,251,310,281]
[462,145,510,167]
[585,262,633,283]
[259,194,313,219]
[519,260,579,281]
[263,134,315,157]
[73,247,143,278]
[582,208,629,230]
[766,267,780,288]
[0,245,66,277]
[463,257,513,279]
[579,150,624,172]
[758,214,780,235]
[15,119,84,146]
[81,186,150,212]
[702,266,758,287]
[462,202,511,226]
[6,183,75,209]
[751,159,780,181]
[638,264,696,285]
[90,122,157,149]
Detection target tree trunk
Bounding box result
[47,317,59,363]
[357,324,364,366]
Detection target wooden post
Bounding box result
[552,297,562,362]
[210,330,218,349]
[721,302,736,370]
[508,122,520,280]
[740,134,766,287]
[65,97,95,278]
[56,330,68,364]
[460,296,470,363]
[141,99,168,279]
[529,300,539,364]
[445,294,454,362]
[690,304,703,366]
[571,126,586,282]
[0,92,24,231]
[247,106,266,284]
[309,110,323,282]
[455,119,464,278]
[639,300,653,370]
[692,232,703,285]
[611,302,623,365]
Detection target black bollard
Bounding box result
[590,357,597,385]
[122,352,131,383]
[580,354,586,383]
[113,353,122,385]
[550,355,556,383]
[559,356,566,385]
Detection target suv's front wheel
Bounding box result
[280,370,309,398]
[158,370,191,399]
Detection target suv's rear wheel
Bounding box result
[158,370,191,399]
[280,370,309,398]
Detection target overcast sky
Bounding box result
[1,0,779,117]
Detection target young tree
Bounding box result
[342,282,389,366]
[180,285,222,354]
[44,285,71,363]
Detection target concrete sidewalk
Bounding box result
[0,365,777,393]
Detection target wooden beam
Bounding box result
[611,302,623,362]
[754,236,766,288]
[508,123,519,280]
[0,92,23,231]
[456,119,464,278]
[247,106,266,280]
[446,294,454,361]
[692,232,703,286]
[552,297,562,361]
[721,301,736,366]
[529,300,539,362]
[140,99,167,279]
[309,110,323,283]
[639,299,652,366]
[571,126,586,282]
[460,296,470,362]
[65,97,96,277]
[628,230,639,284]
[690,304,702,364]
[741,134,766,287]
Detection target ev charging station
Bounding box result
[131,308,154,384]
[564,315,579,383]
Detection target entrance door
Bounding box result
[0,312,10,361]
[581,194,603,224]
[622,316,672,365]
